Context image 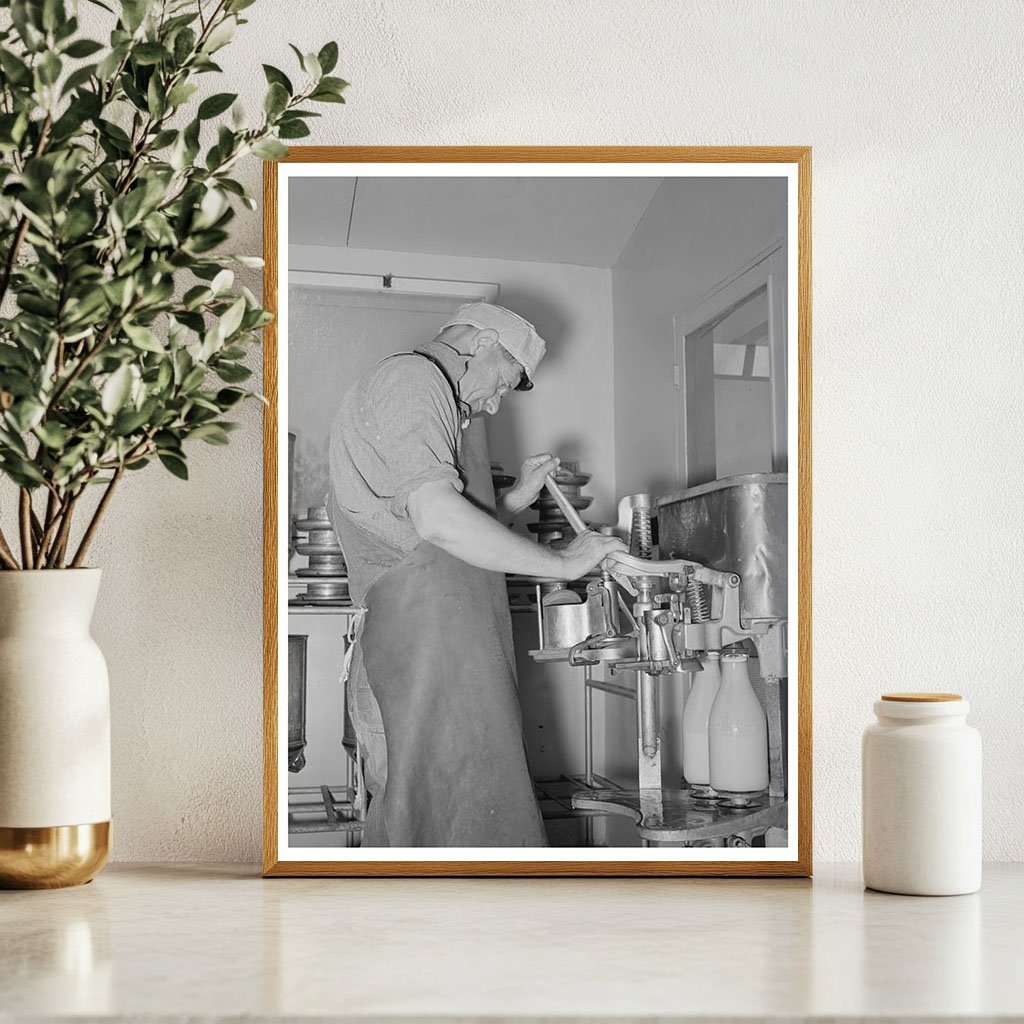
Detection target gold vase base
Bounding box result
[0,821,111,889]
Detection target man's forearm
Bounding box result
[410,482,567,577]
[496,485,530,525]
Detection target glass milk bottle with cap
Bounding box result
[682,651,721,789]
[862,693,981,895]
[708,650,769,795]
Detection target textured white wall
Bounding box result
[45,0,1023,862]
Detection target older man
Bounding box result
[329,302,623,847]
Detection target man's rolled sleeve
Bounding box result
[359,357,464,519]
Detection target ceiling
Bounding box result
[287,176,663,268]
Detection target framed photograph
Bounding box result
[263,147,811,876]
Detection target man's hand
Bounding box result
[556,530,628,580]
[501,452,560,517]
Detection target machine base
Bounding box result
[572,788,787,844]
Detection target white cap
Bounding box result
[440,302,546,390]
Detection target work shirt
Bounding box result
[328,340,472,601]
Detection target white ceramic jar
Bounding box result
[862,693,981,896]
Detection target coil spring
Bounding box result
[630,506,653,560]
[686,577,709,622]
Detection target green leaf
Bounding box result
[189,422,230,445]
[173,26,196,65]
[198,91,237,119]
[0,50,33,87]
[34,421,70,449]
[96,43,127,81]
[317,41,339,75]
[264,81,288,118]
[112,405,151,435]
[210,269,234,294]
[123,321,164,353]
[63,38,104,58]
[150,128,177,149]
[98,118,132,149]
[9,400,46,432]
[226,0,257,11]
[262,64,292,95]
[1,455,46,487]
[166,81,199,107]
[132,42,168,66]
[156,359,173,391]
[61,62,98,96]
[214,361,251,383]
[38,51,62,86]
[319,76,349,93]
[148,76,164,120]
[182,285,212,309]
[0,345,29,370]
[300,51,321,81]
[309,87,346,104]
[229,254,263,268]
[11,2,44,52]
[215,388,247,408]
[217,296,246,339]
[158,451,188,479]
[181,364,206,391]
[203,15,236,53]
[250,138,287,160]
[17,293,58,317]
[121,0,154,32]
[101,365,133,415]
[277,120,310,140]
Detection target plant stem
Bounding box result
[29,506,43,547]
[36,488,66,566]
[46,299,139,412]
[45,493,78,569]
[70,466,124,568]
[0,526,19,570]
[18,489,34,570]
[0,113,52,309]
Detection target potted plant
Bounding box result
[0,0,346,887]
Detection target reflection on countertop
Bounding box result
[0,862,1020,1020]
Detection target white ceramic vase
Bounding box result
[0,569,111,888]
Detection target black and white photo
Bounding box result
[264,150,811,876]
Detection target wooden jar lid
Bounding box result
[881,692,962,702]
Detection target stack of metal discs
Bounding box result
[293,506,350,604]
[528,460,593,549]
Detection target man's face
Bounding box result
[462,338,526,415]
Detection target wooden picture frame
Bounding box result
[263,147,812,876]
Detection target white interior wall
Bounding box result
[39,0,1023,863]
[611,177,788,497]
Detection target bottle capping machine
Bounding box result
[524,473,789,848]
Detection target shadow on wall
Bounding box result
[493,287,594,487]
[292,432,330,514]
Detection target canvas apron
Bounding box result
[336,354,546,847]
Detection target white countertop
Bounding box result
[1,862,1021,1021]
